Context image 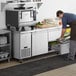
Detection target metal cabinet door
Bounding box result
[48,27,62,41]
[20,32,31,50]
[32,30,48,56]
[20,32,31,59]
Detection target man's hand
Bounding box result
[57,38,64,43]
[57,28,66,43]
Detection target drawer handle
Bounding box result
[24,47,28,48]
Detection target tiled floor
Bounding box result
[35,63,76,76]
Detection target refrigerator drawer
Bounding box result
[60,42,70,55]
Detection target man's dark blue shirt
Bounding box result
[62,13,76,28]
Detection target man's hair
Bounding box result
[56,10,64,17]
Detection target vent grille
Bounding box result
[21,48,31,58]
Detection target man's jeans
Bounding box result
[68,40,76,60]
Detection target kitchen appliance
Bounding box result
[6,9,37,30]
[4,0,43,30]
[13,31,31,60]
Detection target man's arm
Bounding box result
[57,28,66,42]
[61,28,66,38]
[60,17,67,38]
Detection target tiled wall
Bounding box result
[37,0,76,21]
[0,0,76,29]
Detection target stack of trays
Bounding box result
[0,37,7,45]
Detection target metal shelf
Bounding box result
[0,57,10,61]
[0,30,10,34]
[0,30,11,62]
[0,44,11,47]
[48,50,56,53]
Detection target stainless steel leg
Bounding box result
[8,58,10,62]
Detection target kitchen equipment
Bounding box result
[33,0,41,2]
[32,30,48,56]
[21,47,31,58]
[0,36,7,45]
[48,26,62,42]
[5,0,43,30]
[19,0,31,2]
[6,9,37,30]
[0,30,11,62]
[13,31,31,60]
[60,42,70,55]
[53,40,70,55]
[4,52,9,58]
[14,4,25,9]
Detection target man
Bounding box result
[56,10,76,60]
